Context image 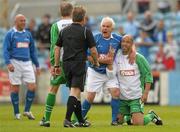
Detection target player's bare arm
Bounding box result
[54,45,61,75]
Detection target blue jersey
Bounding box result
[3,28,39,67]
[88,33,122,74]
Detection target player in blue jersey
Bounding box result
[79,17,135,126]
[3,14,40,120]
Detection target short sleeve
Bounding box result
[55,30,63,47]
[86,28,96,48]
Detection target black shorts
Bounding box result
[63,61,86,92]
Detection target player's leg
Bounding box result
[146,110,163,125]
[8,59,22,119]
[64,61,90,127]
[81,67,104,119]
[82,92,96,117]
[132,110,163,125]
[129,99,153,125]
[10,85,20,119]
[23,82,36,120]
[106,77,120,125]
[64,88,80,127]
[109,88,120,125]
[71,91,95,125]
[117,100,130,125]
[22,61,36,120]
[132,112,144,125]
[40,71,66,127]
[129,99,143,125]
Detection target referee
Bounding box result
[54,6,99,127]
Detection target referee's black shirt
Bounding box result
[56,23,96,61]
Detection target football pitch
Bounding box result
[0,104,180,132]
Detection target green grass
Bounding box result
[0,104,180,132]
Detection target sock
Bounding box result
[111,98,120,122]
[124,115,131,122]
[144,113,153,125]
[74,100,84,123]
[44,93,56,121]
[24,90,35,112]
[10,92,19,115]
[65,96,77,121]
[82,99,91,118]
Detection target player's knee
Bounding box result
[27,83,36,91]
[117,114,124,124]
[11,85,20,93]
[132,118,144,125]
[111,88,120,98]
[132,120,143,125]
[86,92,96,103]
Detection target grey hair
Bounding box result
[100,16,115,29]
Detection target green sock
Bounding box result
[144,113,153,125]
[123,115,131,124]
[45,93,56,121]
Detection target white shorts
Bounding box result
[8,59,36,85]
[86,67,119,93]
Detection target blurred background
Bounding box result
[0,0,180,106]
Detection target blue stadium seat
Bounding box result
[153,12,164,20]
[119,15,126,23]
[111,15,121,23]
[176,14,180,21]
[164,12,176,21]
[175,55,180,71]
[136,14,144,22]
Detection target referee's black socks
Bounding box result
[65,96,84,123]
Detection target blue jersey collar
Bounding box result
[103,34,113,40]
[13,27,25,33]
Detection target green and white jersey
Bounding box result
[50,19,72,65]
[107,50,153,100]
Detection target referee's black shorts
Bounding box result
[63,61,86,92]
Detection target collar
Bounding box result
[103,34,114,40]
[13,27,25,33]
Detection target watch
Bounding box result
[54,65,60,68]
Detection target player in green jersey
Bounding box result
[106,35,163,126]
[39,2,73,127]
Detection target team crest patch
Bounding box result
[120,70,135,76]
[16,42,29,48]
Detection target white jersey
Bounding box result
[107,50,142,100]
[56,19,72,61]
[56,19,72,31]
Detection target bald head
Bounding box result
[100,17,115,38]
[14,14,26,31]
[122,35,133,43]
[121,35,133,55]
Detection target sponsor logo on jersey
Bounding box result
[16,42,29,48]
[99,54,107,59]
[62,23,71,28]
[120,70,135,76]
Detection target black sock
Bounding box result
[74,100,84,123]
[65,96,77,121]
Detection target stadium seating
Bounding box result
[1,11,180,71]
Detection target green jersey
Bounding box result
[50,19,72,65]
